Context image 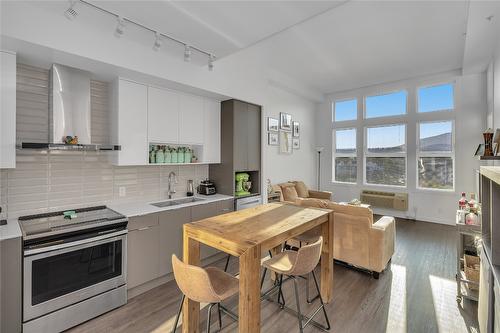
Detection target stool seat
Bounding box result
[262,251,298,275]
[205,267,239,301]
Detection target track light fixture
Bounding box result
[72,1,217,71]
[114,16,126,38]
[152,32,162,51]
[208,55,215,71]
[184,45,191,62]
[64,1,78,20]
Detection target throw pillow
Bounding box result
[282,185,299,202]
[291,181,309,198]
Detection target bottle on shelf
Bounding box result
[458,192,468,210]
[469,193,478,214]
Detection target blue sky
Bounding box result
[334,83,453,149]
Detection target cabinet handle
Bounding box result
[137,227,151,231]
[221,208,231,212]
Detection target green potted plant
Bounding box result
[165,146,172,163]
[178,147,185,163]
[184,148,192,164]
[171,146,178,163]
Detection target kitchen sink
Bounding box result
[173,197,205,204]
[151,197,205,208]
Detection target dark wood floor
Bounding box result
[67,219,479,333]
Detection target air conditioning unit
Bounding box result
[360,190,408,211]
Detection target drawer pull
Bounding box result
[137,227,151,231]
[221,208,231,212]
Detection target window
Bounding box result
[365,90,407,119]
[333,128,357,183]
[417,121,454,190]
[333,99,357,122]
[418,83,454,113]
[365,124,406,186]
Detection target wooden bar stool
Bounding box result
[171,255,239,333]
[261,237,331,333]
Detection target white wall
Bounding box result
[262,84,317,189]
[316,71,487,225]
[0,1,319,212]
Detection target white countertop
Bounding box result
[0,218,22,241]
[108,194,234,218]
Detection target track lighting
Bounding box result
[152,32,162,51]
[70,1,217,70]
[184,45,191,62]
[64,1,78,20]
[114,16,126,38]
[208,55,215,71]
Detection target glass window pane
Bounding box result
[367,124,406,153]
[418,157,453,189]
[334,99,357,122]
[366,157,406,186]
[418,83,454,113]
[335,157,357,183]
[335,128,356,154]
[365,91,407,118]
[419,121,453,152]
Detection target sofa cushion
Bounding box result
[291,181,309,198]
[282,185,299,202]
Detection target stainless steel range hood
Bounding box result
[19,64,120,151]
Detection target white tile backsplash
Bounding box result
[0,64,208,219]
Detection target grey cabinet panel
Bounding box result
[127,226,160,289]
[246,103,261,172]
[217,199,234,214]
[192,202,220,259]
[233,101,248,172]
[128,214,158,231]
[158,208,191,276]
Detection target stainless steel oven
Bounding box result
[19,206,128,333]
[23,230,127,321]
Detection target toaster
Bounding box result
[197,179,216,195]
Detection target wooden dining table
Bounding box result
[182,202,334,333]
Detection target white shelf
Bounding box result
[147,162,213,166]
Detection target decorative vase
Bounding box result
[178,149,185,163]
[155,148,165,164]
[184,151,192,164]
[171,151,178,163]
[165,151,172,163]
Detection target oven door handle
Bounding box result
[24,229,128,256]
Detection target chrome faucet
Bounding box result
[167,171,177,199]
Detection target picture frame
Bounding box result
[474,144,485,156]
[292,138,300,149]
[268,132,279,146]
[279,131,292,154]
[267,117,279,132]
[292,121,300,137]
[280,112,292,131]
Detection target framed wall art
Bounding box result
[280,112,292,131]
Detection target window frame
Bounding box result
[363,123,407,188]
[364,89,408,120]
[416,119,455,192]
[416,82,455,114]
[332,98,358,123]
[332,127,357,184]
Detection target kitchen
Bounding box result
[0,52,264,332]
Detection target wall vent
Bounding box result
[360,190,408,211]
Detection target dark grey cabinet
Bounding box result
[209,99,261,196]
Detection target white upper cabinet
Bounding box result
[179,94,204,144]
[148,86,179,144]
[111,79,148,166]
[0,51,16,169]
[203,99,221,163]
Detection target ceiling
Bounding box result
[89,0,344,58]
[35,1,500,95]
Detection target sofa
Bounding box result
[273,181,395,278]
